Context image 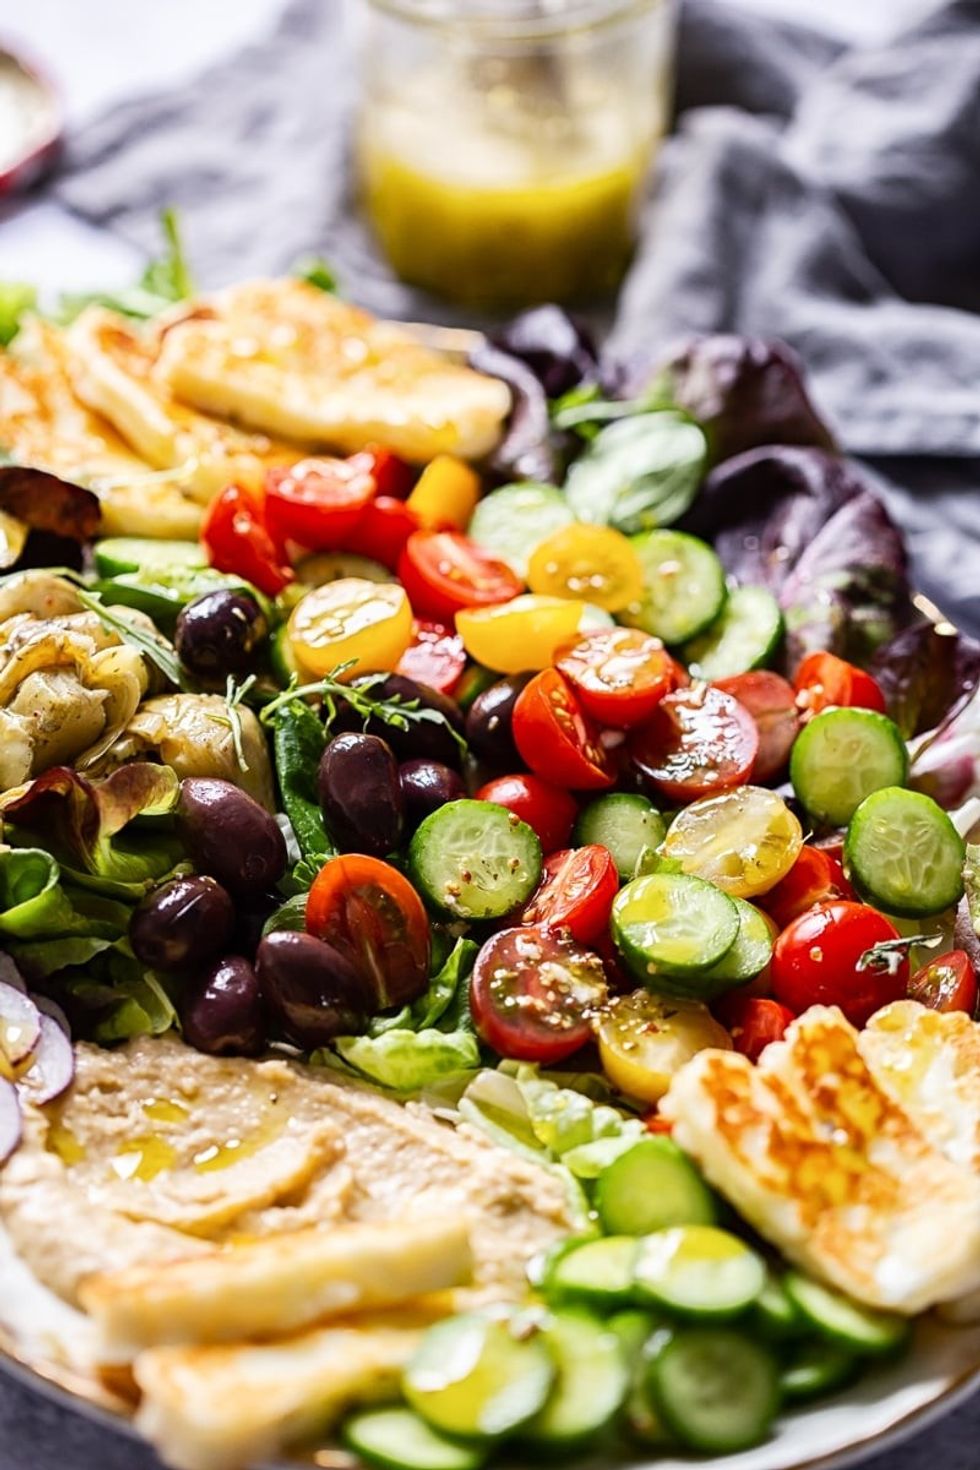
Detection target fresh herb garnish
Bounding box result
[857,933,943,976]
[206,674,259,774]
[71,584,187,688]
[55,207,193,324]
[294,256,338,294]
[261,660,467,755]
[0,282,37,347]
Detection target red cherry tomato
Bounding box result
[713,671,800,783]
[628,685,758,804]
[398,531,523,620]
[470,926,608,1064]
[348,445,416,500]
[397,620,466,695]
[908,950,978,1014]
[760,846,852,931]
[513,669,616,791]
[474,773,577,855]
[714,994,796,1063]
[345,496,420,570]
[522,846,620,946]
[793,652,887,718]
[556,627,681,728]
[264,457,376,552]
[644,1114,674,1136]
[770,901,906,1027]
[306,855,430,1011]
[201,483,293,597]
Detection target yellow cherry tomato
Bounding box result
[407,455,481,530]
[662,786,803,898]
[527,523,645,612]
[288,577,412,677]
[596,990,732,1103]
[456,594,585,674]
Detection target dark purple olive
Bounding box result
[231,890,283,960]
[317,733,404,858]
[334,674,465,767]
[182,955,265,1057]
[465,676,527,765]
[130,875,234,972]
[399,759,466,829]
[176,777,287,896]
[256,931,366,1048]
[174,589,267,678]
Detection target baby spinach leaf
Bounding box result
[565,412,708,533]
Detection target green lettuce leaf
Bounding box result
[370,936,478,1037]
[56,947,177,1043]
[55,208,193,325]
[333,1027,480,1093]
[272,702,332,865]
[0,847,131,941]
[0,283,37,347]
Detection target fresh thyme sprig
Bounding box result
[260,659,467,755]
[207,674,258,773]
[70,583,187,688]
[857,933,943,976]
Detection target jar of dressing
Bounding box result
[356,0,677,309]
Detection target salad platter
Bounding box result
[0,227,978,1470]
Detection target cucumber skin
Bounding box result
[612,873,741,983]
[789,707,908,826]
[622,531,727,646]
[595,1138,717,1236]
[408,800,542,920]
[648,1330,780,1454]
[844,787,966,917]
[93,536,205,577]
[343,1408,486,1470]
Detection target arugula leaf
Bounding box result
[294,256,338,294]
[0,283,37,347]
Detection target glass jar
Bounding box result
[356,0,677,310]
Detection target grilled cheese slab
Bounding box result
[155,279,511,462]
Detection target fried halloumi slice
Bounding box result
[134,1310,438,1470]
[80,1214,472,1357]
[661,1006,980,1314]
[155,278,511,463]
[66,308,294,502]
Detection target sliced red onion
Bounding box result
[16,1014,74,1106]
[0,981,41,1067]
[0,1078,22,1163]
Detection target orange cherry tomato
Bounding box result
[713,671,800,783]
[201,483,292,596]
[396,620,466,695]
[345,496,420,570]
[759,845,852,931]
[513,669,616,791]
[628,685,759,804]
[522,845,620,945]
[398,530,523,620]
[908,950,977,1014]
[306,854,430,1010]
[556,627,681,728]
[264,457,376,552]
[770,900,906,1027]
[793,651,887,718]
[713,995,796,1063]
[474,774,577,855]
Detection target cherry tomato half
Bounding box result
[513,669,616,791]
[264,457,376,552]
[306,854,430,1011]
[398,530,523,620]
[713,671,800,783]
[396,620,466,695]
[793,652,887,718]
[475,773,577,855]
[201,483,293,597]
[760,846,852,931]
[470,926,608,1064]
[908,949,978,1014]
[349,445,416,500]
[523,846,620,946]
[556,627,681,729]
[714,994,796,1063]
[345,496,420,570]
[770,900,906,1027]
[628,685,758,804]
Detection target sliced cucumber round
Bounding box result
[343,1406,487,1470]
[646,1328,780,1453]
[296,551,392,585]
[523,1309,629,1447]
[468,483,574,578]
[93,536,206,578]
[573,792,666,880]
[783,1273,912,1355]
[596,1137,717,1236]
[544,1235,639,1308]
[270,623,302,685]
[682,584,783,680]
[780,1339,860,1402]
[612,872,740,984]
[845,786,965,917]
[408,800,542,920]
[633,1226,766,1319]
[621,530,727,645]
[790,707,908,826]
[753,1272,805,1341]
[693,898,774,995]
[403,1312,555,1441]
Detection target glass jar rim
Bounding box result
[361,0,664,41]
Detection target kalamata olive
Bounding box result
[176,777,287,896]
[399,759,466,829]
[130,875,235,971]
[333,674,465,767]
[181,955,265,1057]
[465,676,527,765]
[256,931,366,1048]
[318,733,404,858]
[231,890,283,960]
[174,590,267,678]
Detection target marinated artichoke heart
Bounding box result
[0,572,150,792]
[111,693,276,810]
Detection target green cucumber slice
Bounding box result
[753,1272,805,1341]
[783,1273,912,1355]
[596,1138,717,1236]
[523,1309,629,1447]
[343,1406,487,1470]
[93,536,206,578]
[612,872,740,983]
[97,566,263,628]
[790,707,908,826]
[609,1312,675,1447]
[780,1339,860,1401]
[544,1235,639,1307]
[682,585,783,680]
[454,664,498,711]
[468,483,574,578]
[647,1328,780,1453]
[403,1312,554,1441]
[573,793,666,880]
[526,1234,599,1291]
[633,1226,766,1319]
[408,800,542,920]
[621,530,727,645]
[845,786,965,917]
[270,624,302,685]
[694,897,774,994]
